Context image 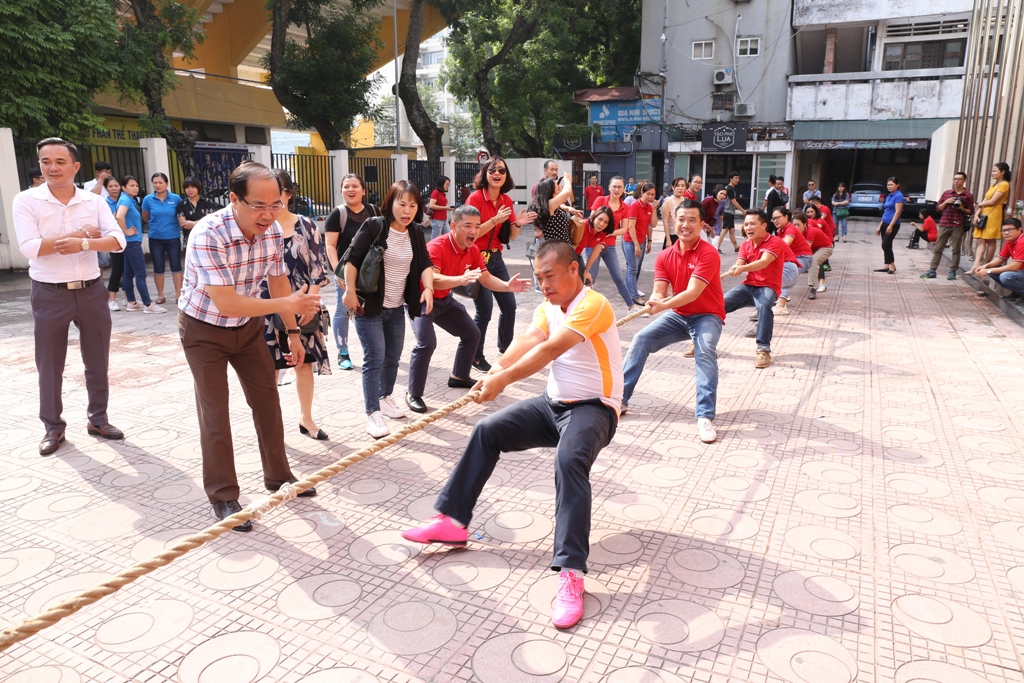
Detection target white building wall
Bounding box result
[794,0,973,26]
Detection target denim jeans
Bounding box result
[836,216,848,237]
[780,262,799,300]
[430,219,449,240]
[121,242,152,305]
[795,254,813,275]
[474,250,517,360]
[435,394,617,573]
[585,245,633,307]
[621,240,643,301]
[993,270,1024,295]
[724,284,777,352]
[409,295,480,397]
[622,312,721,420]
[333,282,349,352]
[149,237,182,274]
[353,306,406,413]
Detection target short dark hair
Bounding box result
[775,176,785,183]
[773,207,792,219]
[95,161,112,172]
[452,204,480,224]
[671,176,688,188]
[381,180,424,224]
[954,171,967,180]
[435,175,450,190]
[473,156,515,194]
[677,198,704,221]
[588,206,615,234]
[637,181,656,197]
[102,175,120,189]
[151,172,169,183]
[1003,217,1022,230]
[28,168,42,180]
[272,168,296,195]
[183,176,203,194]
[712,184,727,196]
[36,137,78,163]
[887,176,901,186]
[727,171,740,180]
[536,239,577,267]
[543,160,557,171]
[791,213,807,225]
[228,160,281,199]
[805,204,821,219]
[745,209,768,224]
[119,175,139,188]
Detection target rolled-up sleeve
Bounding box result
[12,193,43,261]
[97,202,126,252]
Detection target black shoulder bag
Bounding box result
[340,216,388,293]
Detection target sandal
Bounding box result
[155,296,166,304]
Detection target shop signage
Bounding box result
[589,99,661,142]
[795,140,930,150]
[701,123,748,152]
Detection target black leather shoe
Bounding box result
[447,376,476,389]
[406,393,428,413]
[298,424,329,440]
[266,477,317,498]
[39,431,65,456]
[213,500,252,532]
[87,423,124,440]
[472,357,492,372]
[808,286,816,300]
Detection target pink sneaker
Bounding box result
[551,570,585,628]
[401,514,468,546]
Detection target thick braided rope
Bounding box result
[0,305,651,653]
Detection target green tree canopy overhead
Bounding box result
[0,0,121,140]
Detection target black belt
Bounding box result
[33,277,101,290]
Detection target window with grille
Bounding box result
[692,41,714,60]
[882,39,965,69]
[738,37,761,57]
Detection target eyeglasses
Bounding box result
[240,199,285,212]
[1001,227,1021,233]
[489,167,507,176]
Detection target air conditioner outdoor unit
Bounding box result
[622,132,632,142]
[734,102,756,117]
[713,68,734,85]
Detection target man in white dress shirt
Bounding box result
[12,138,127,455]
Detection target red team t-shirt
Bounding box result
[583,184,604,210]
[998,235,1024,262]
[466,189,515,253]
[430,189,448,222]
[624,200,654,244]
[817,204,836,235]
[781,224,812,257]
[426,233,487,299]
[804,224,834,249]
[654,239,726,321]
[590,195,629,247]
[738,233,786,296]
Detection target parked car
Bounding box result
[849,182,885,215]
[902,184,936,217]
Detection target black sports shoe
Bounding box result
[473,358,492,372]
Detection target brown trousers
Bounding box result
[178,311,294,504]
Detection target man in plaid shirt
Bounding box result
[178,161,321,531]
[922,171,974,280]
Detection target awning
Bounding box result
[793,119,950,141]
[573,86,643,104]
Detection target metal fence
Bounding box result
[14,140,146,193]
[272,152,334,217]
[348,155,396,207]
[167,147,252,207]
[454,161,480,206]
[408,160,445,207]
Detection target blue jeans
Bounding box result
[622,312,721,419]
[333,282,349,352]
[149,237,182,274]
[474,250,517,360]
[353,306,405,413]
[780,261,799,300]
[430,219,449,240]
[724,284,777,352]
[585,245,633,307]
[121,242,152,305]
[993,271,1024,295]
[621,240,643,301]
[836,216,848,236]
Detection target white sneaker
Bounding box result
[366,411,390,438]
[379,395,407,419]
[143,303,167,314]
[628,305,640,315]
[637,290,647,298]
[107,300,120,311]
[277,369,294,386]
[125,301,144,312]
[697,418,717,443]
[817,283,826,292]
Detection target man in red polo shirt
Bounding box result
[406,205,530,413]
[620,199,724,442]
[976,218,1024,300]
[583,175,603,216]
[723,210,784,368]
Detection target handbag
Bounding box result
[834,207,850,219]
[974,214,988,231]
[340,217,388,293]
[497,219,513,245]
[569,214,588,249]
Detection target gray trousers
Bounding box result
[30,279,111,432]
[408,295,481,397]
[930,226,965,272]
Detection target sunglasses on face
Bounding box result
[489,167,507,176]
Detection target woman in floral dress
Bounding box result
[260,169,332,440]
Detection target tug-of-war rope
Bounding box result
[0,305,651,653]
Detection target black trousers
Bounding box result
[107,253,124,293]
[881,223,901,265]
[434,394,617,573]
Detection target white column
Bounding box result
[139,138,170,194]
[329,149,349,208]
[392,153,409,182]
[0,128,26,270]
[442,156,456,206]
[248,144,272,168]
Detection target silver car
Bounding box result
[849,182,885,215]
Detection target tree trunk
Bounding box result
[398,0,443,161]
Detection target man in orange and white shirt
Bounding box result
[403,240,622,630]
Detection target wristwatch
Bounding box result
[286,328,301,335]
[81,239,90,251]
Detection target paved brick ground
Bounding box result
[2,218,1024,682]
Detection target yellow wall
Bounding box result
[349,119,376,149]
[93,78,286,128]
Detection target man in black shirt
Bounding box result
[762,176,789,216]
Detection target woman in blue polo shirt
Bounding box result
[115,176,165,314]
[874,177,905,275]
[141,172,183,303]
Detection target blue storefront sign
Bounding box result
[589,99,662,142]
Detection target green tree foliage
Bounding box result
[0,0,120,140]
[265,0,384,150]
[374,85,482,159]
[443,0,641,157]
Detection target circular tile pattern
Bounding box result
[756,628,857,683]
[276,575,361,620]
[350,530,422,566]
[979,486,1024,512]
[69,504,146,542]
[807,438,863,455]
[722,450,779,471]
[589,529,646,565]
[0,476,41,501]
[432,551,511,592]
[270,511,347,544]
[485,511,553,543]
[884,474,952,499]
[99,464,164,488]
[602,667,686,683]
[951,415,1004,432]
[528,573,611,619]
[651,440,703,460]
[24,572,111,616]
[367,601,458,655]
[801,462,861,485]
[152,479,207,504]
[686,509,759,541]
[178,631,279,683]
[894,661,988,683]
[889,544,976,584]
[0,548,57,587]
[385,451,443,475]
[630,463,689,489]
[2,666,82,683]
[1007,566,1024,593]
[957,435,1017,455]
[992,521,1024,550]
[966,458,1024,482]
[197,551,280,591]
[16,492,92,521]
[473,632,567,683]
[523,482,556,502]
[130,528,197,563]
[882,426,937,444]
[887,505,963,536]
[785,526,861,561]
[795,490,861,518]
[884,448,943,468]
[666,548,745,589]
[334,478,400,506]
[94,599,193,652]
[602,493,668,522]
[407,495,438,522]
[709,476,772,502]
[772,571,859,616]
[892,595,992,647]
[633,599,725,651]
